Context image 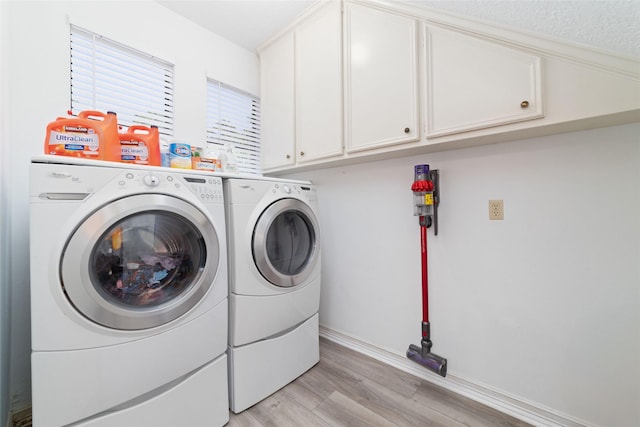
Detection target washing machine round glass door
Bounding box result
[253,198,320,288]
[60,194,220,330]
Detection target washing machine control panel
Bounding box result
[119,171,223,203]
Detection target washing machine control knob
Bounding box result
[282,184,291,194]
[143,174,160,187]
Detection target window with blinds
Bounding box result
[70,26,174,137]
[206,80,261,175]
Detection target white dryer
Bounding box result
[30,156,229,426]
[224,178,321,413]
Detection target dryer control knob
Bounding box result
[143,174,160,187]
[282,184,291,194]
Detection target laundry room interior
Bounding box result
[0,1,638,427]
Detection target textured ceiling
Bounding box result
[156,0,640,58]
[409,0,640,58]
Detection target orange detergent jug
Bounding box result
[119,125,161,166]
[44,110,120,162]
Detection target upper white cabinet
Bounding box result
[295,1,343,163]
[344,2,419,152]
[260,32,295,170]
[260,1,342,171]
[425,25,543,137]
[260,0,639,174]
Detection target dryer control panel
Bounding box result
[271,183,316,201]
[183,176,224,203]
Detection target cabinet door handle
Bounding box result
[286,154,291,159]
[520,100,530,108]
[300,151,305,156]
[404,127,411,134]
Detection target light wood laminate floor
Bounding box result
[228,337,531,427]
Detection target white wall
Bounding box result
[1,0,259,413]
[286,123,640,427]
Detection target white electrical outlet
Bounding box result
[489,200,504,220]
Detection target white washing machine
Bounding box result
[29,156,229,426]
[224,178,321,413]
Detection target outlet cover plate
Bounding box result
[489,200,504,220]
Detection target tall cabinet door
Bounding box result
[344,2,419,152]
[261,32,295,170]
[295,1,343,163]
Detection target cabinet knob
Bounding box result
[286,154,291,159]
[300,151,305,156]
[520,100,530,108]
[404,127,410,134]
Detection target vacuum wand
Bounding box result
[407,165,447,377]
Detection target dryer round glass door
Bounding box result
[61,194,220,330]
[253,198,320,288]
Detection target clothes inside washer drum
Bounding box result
[90,212,206,307]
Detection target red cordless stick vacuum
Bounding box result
[406,164,448,377]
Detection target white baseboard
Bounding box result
[320,326,590,427]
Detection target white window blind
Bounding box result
[207,79,261,175]
[70,26,174,136]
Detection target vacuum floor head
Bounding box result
[407,344,447,377]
